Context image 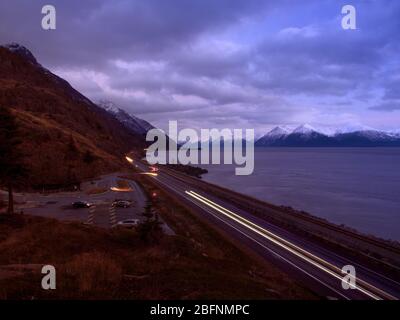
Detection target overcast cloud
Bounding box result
[1,0,399,134]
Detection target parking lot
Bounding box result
[11,173,174,234]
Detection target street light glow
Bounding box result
[125,156,134,163]
[110,186,132,192]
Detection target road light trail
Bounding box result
[140,172,158,177]
[185,190,397,300]
[130,160,399,300]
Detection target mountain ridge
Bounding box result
[256,124,400,147]
[97,100,155,136]
[0,43,145,188]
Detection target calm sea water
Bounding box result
[199,148,400,241]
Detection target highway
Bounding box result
[134,161,400,300]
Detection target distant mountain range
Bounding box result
[256,124,400,147]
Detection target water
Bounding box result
[199,148,400,241]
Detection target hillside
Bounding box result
[0,44,145,189]
[0,174,316,300]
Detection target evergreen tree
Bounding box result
[83,149,96,164]
[138,199,163,244]
[0,106,25,214]
[142,200,154,219]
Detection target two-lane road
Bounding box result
[134,161,400,300]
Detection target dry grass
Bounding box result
[63,252,122,297]
[11,108,121,189]
[0,208,316,300]
[0,47,145,190]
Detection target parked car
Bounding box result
[116,219,139,228]
[112,200,132,208]
[72,201,92,208]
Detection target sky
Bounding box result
[1,0,399,135]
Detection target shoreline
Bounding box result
[197,147,400,242]
[159,165,400,276]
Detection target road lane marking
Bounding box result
[138,164,354,298]
[87,205,96,225]
[157,167,400,289]
[109,206,117,228]
[186,190,396,300]
[134,161,397,299]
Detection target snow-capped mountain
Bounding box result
[334,130,399,146]
[256,126,289,146]
[350,130,394,141]
[256,124,400,147]
[98,100,154,136]
[99,100,120,114]
[284,124,334,146]
[389,129,400,138]
[333,124,375,135]
[292,124,317,135]
[268,126,290,138]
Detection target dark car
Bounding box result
[72,201,92,208]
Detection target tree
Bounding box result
[136,219,163,244]
[137,200,163,244]
[0,106,26,214]
[83,149,96,164]
[142,200,154,219]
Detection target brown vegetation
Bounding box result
[0,185,316,299]
[0,47,144,190]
